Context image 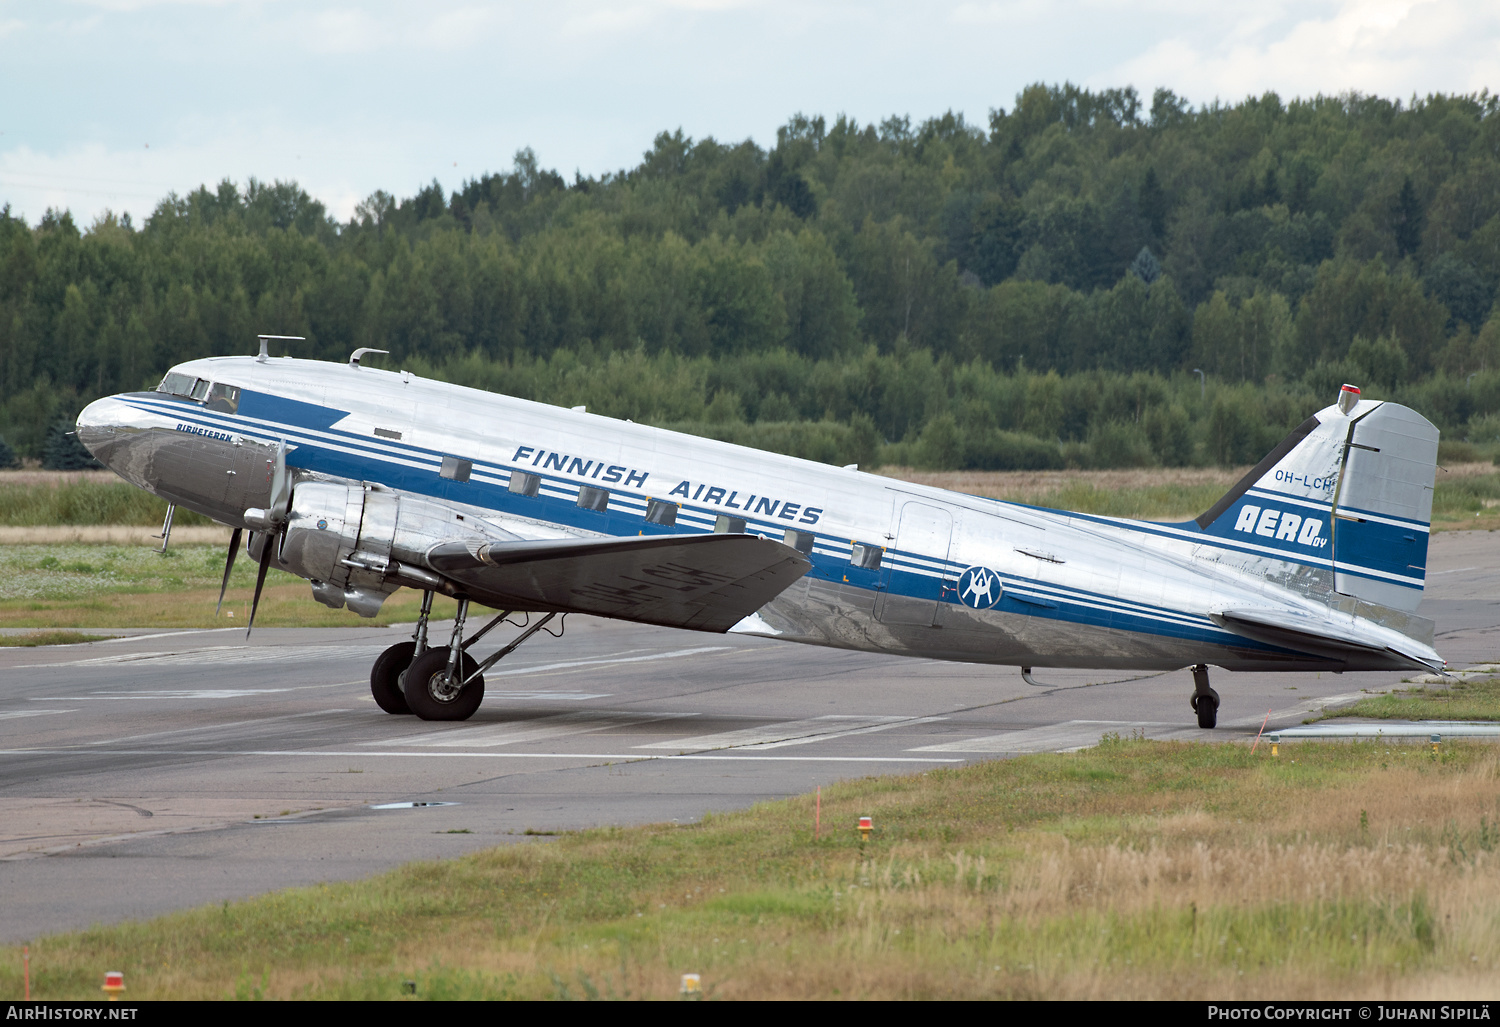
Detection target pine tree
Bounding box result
[41,422,102,470]
[1394,177,1424,258]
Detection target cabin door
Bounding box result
[875,502,954,628]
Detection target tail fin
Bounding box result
[1195,385,1438,613]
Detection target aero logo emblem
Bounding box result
[957,566,1003,608]
[1232,506,1327,548]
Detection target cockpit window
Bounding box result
[206,382,240,414]
[158,372,195,397]
[156,374,240,413]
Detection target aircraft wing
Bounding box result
[425,534,811,632]
[1209,607,1443,672]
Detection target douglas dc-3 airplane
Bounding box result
[75,336,1445,725]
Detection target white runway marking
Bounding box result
[484,691,611,701]
[0,747,961,764]
[17,643,730,677]
[370,711,694,749]
[488,646,732,677]
[31,689,305,700]
[910,720,1173,753]
[636,714,947,751]
[84,709,359,746]
[18,644,385,669]
[0,709,77,721]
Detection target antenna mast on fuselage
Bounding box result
[256,334,306,363]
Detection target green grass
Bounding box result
[0,543,462,629]
[1431,472,1500,529]
[1014,481,1228,521]
[1317,675,1500,722]
[4,738,1498,1000]
[0,629,112,646]
[0,481,211,526]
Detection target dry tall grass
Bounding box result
[6,739,1497,1000]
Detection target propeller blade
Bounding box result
[268,439,290,522]
[215,527,242,617]
[246,533,274,638]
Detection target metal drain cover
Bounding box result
[368,801,459,809]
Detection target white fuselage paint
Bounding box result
[76,356,1442,676]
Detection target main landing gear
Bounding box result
[368,591,562,721]
[1190,663,1220,729]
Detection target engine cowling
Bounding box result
[258,479,513,616]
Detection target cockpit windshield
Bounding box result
[158,372,196,397]
[156,373,240,414]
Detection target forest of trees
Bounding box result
[4,83,1500,469]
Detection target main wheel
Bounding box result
[1193,689,1220,729]
[403,646,485,721]
[370,641,416,715]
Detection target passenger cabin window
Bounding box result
[508,470,540,497]
[577,485,609,511]
[440,456,473,483]
[206,383,240,414]
[645,499,678,526]
[714,515,747,534]
[783,529,815,554]
[850,542,883,570]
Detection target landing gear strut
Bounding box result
[369,591,563,722]
[369,590,434,714]
[1189,663,1220,729]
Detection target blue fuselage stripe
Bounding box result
[130,393,1283,654]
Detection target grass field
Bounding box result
[0,630,111,646]
[1317,674,1500,723]
[0,543,458,630]
[3,735,1497,1000]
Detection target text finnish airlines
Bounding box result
[511,446,823,525]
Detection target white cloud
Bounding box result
[1110,0,1500,103]
[4,0,1500,228]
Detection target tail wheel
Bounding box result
[1193,689,1220,729]
[370,641,416,715]
[404,646,485,722]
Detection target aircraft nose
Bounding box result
[76,396,120,455]
[75,394,144,473]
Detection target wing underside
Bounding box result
[426,533,811,633]
[1210,607,1443,672]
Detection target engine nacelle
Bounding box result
[260,479,511,617]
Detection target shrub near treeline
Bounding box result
[4,84,1500,468]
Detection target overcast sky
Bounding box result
[2,0,1496,226]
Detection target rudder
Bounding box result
[1193,385,1438,613]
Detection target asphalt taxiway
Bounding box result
[1,530,1496,942]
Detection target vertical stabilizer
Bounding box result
[1329,400,1438,612]
[1194,386,1437,613]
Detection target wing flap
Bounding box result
[1210,607,1442,672]
[426,534,811,633]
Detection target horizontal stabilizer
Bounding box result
[1210,607,1442,672]
[426,533,811,633]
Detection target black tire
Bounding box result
[370,641,416,715]
[403,646,485,722]
[1195,690,1219,729]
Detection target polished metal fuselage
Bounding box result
[77,356,1438,675]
